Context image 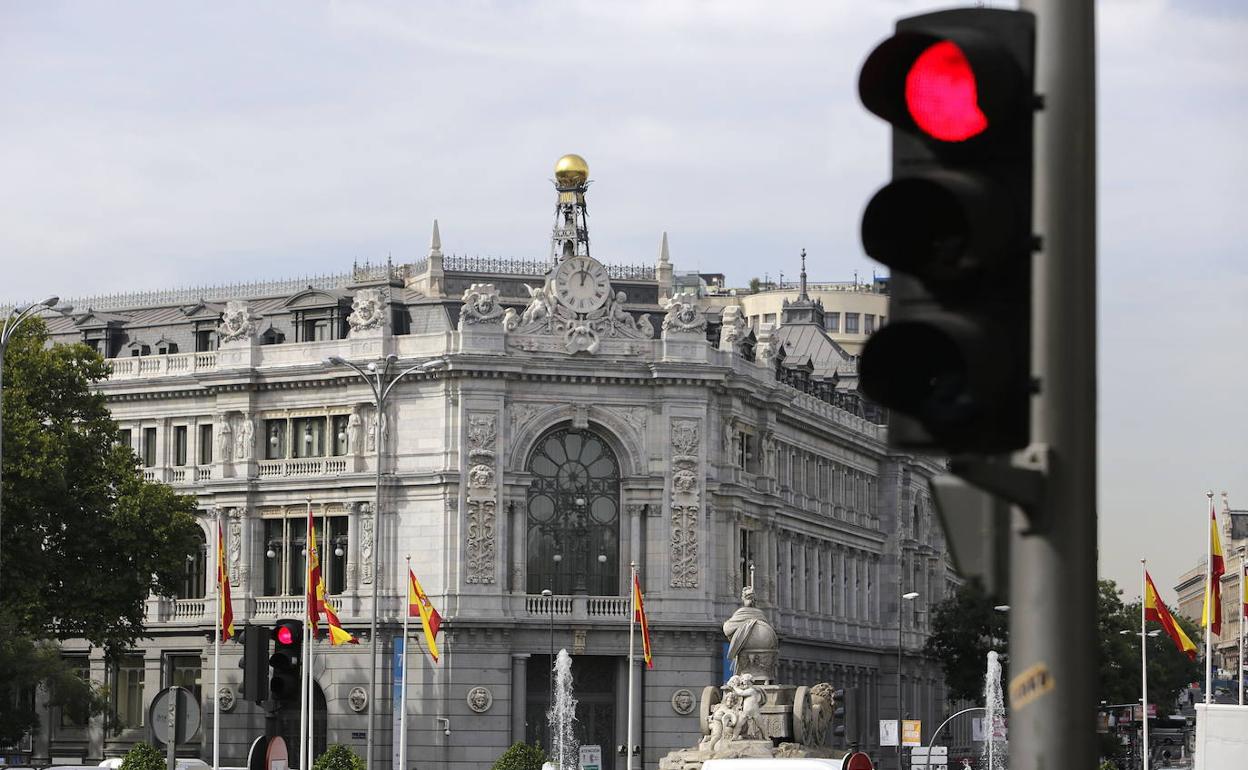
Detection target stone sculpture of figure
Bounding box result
[730,673,766,740]
[346,410,362,454]
[235,417,254,460]
[217,417,233,462]
[723,585,778,683]
[521,284,551,325]
[701,689,740,753]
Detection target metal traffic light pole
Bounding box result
[1008,1,1098,768]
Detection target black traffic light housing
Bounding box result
[241,624,270,704]
[857,8,1036,454]
[831,687,847,744]
[269,620,303,704]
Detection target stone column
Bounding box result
[510,498,527,593]
[510,654,529,744]
[627,503,644,589]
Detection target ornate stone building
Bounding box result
[25,155,953,770]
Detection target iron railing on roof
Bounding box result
[442,254,655,280]
[55,273,356,312]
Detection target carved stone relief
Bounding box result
[348,288,389,333]
[459,283,505,327]
[670,418,701,589]
[505,280,653,355]
[360,503,375,585]
[465,413,498,584]
[218,300,259,344]
[227,508,243,587]
[661,291,707,335]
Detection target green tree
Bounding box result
[119,742,166,770]
[313,744,366,770]
[748,277,761,294]
[924,581,1009,702]
[0,319,201,744]
[491,742,547,770]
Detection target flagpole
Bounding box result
[400,556,411,770]
[627,561,637,770]
[301,500,311,769]
[213,511,223,768]
[1141,559,1149,770]
[1206,491,1214,705]
[309,505,322,769]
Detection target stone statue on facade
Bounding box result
[216,415,233,462]
[346,410,362,454]
[235,416,254,460]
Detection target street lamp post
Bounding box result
[323,353,444,770]
[0,296,67,598]
[898,589,919,768]
[542,587,554,752]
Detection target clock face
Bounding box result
[553,256,611,313]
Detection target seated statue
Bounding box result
[722,585,778,683]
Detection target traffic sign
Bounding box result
[879,719,899,746]
[148,686,200,746]
[843,752,874,770]
[579,744,601,770]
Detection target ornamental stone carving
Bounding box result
[465,413,498,585]
[507,281,653,355]
[670,418,701,589]
[217,686,236,713]
[719,306,748,353]
[235,416,254,461]
[466,687,494,713]
[218,300,259,343]
[227,508,243,587]
[348,686,368,713]
[348,288,389,333]
[671,688,696,715]
[216,414,233,463]
[459,283,504,327]
[360,503,375,585]
[661,291,706,335]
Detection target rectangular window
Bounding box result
[119,429,132,451]
[331,415,351,456]
[739,529,754,590]
[825,312,840,333]
[143,427,157,467]
[763,313,777,326]
[292,417,327,459]
[199,425,214,465]
[173,426,188,467]
[178,530,207,600]
[156,343,178,355]
[264,515,349,596]
[59,656,91,728]
[112,655,145,733]
[845,313,860,334]
[864,314,876,334]
[265,420,287,460]
[195,329,217,353]
[165,654,202,699]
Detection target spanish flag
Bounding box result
[307,512,357,645]
[408,568,442,662]
[1144,570,1197,660]
[632,571,653,669]
[216,525,234,642]
[1242,562,1247,620]
[1203,497,1225,636]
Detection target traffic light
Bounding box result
[241,624,270,704]
[831,687,847,745]
[269,620,303,704]
[856,9,1036,454]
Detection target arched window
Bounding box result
[526,427,621,595]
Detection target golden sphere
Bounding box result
[554,154,589,187]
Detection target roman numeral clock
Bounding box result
[553,256,610,314]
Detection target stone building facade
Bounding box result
[21,157,954,770]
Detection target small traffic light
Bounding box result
[269,620,303,704]
[831,687,847,743]
[241,624,270,704]
[857,8,1036,454]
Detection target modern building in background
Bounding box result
[20,156,953,770]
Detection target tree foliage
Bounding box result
[923,580,1009,703]
[120,742,166,770]
[312,744,366,770]
[491,742,548,770]
[927,579,1201,713]
[0,319,201,743]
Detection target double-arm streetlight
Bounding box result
[1,296,70,598]
[323,353,444,770]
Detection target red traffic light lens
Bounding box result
[276,626,294,645]
[905,40,988,142]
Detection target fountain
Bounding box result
[982,650,1008,770]
[658,586,847,769]
[545,649,579,770]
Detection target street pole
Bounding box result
[541,587,554,753]
[1011,2,1098,768]
[324,354,443,770]
[0,296,63,601]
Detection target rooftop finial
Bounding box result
[430,219,442,258]
[659,231,670,264]
[799,248,808,301]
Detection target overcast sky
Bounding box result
[2,0,1245,603]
